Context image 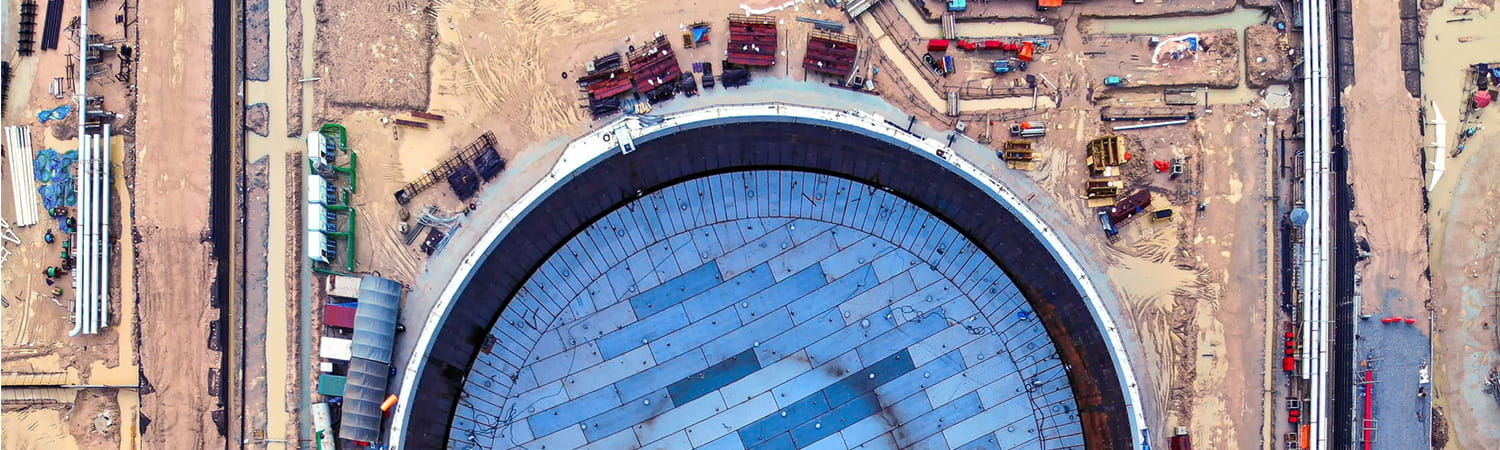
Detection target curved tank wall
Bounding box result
[393,117,1140,449]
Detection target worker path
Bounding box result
[449,171,1083,450]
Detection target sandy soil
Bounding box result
[318,0,434,110]
[286,0,304,136]
[1344,0,1429,320]
[3,407,82,449]
[132,0,224,447]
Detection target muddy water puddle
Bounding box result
[1422,1,1500,232]
[1081,6,1271,35]
[891,0,1056,37]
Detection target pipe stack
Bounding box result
[67,131,109,336]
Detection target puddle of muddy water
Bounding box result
[1422,2,1500,238]
[891,0,1056,37]
[1081,6,1271,35]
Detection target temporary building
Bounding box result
[319,337,352,361]
[324,304,356,329]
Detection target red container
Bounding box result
[928,39,950,52]
[1405,318,1418,324]
[1282,357,1295,371]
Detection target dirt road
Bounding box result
[133,1,224,448]
[1339,0,1434,448]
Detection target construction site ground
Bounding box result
[2,0,143,449]
[1422,1,1500,449]
[271,0,1306,449]
[1339,0,1434,448]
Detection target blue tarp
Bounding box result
[38,174,76,211]
[37,104,72,123]
[33,148,78,212]
[691,27,709,43]
[33,148,77,183]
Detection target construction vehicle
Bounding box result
[992,59,1013,74]
[1010,120,1046,137]
[924,53,947,76]
[1097,210,1118,236]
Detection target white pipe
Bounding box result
[85,135,95,335]
[1111,120,1189,131]
[100,125,110,329]
[88,134,100,334]
[86,133,96,335]
[71,134,88,336]
[1428,102,1446,192]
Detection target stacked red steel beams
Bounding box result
[578,52,633,100]
[727,14,778,67]
[628,35,684,95]
[803,30,858,77]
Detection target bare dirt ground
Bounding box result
[1344,0,1429,321]
[132,0,224,447]
[1244,24,1292,88]
[319,0,434,110]
[1081,28,1241,88]
[1423,2,1500,446]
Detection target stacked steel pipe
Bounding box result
[67,128,109,336]
[1299,0,1334,448]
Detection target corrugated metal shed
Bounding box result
[350,276,402,364]
[324,304,356,329]
[338,275,403,444]
[338,356,391,443]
